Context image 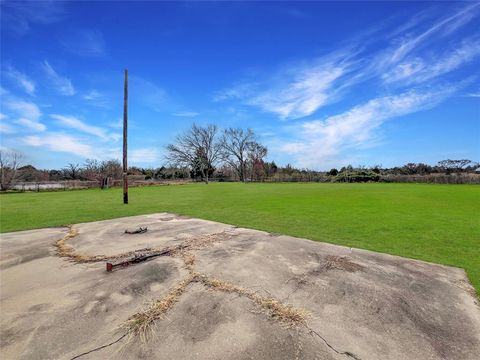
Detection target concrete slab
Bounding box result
[0,214,479,360]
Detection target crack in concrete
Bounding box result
[58,225,361,360]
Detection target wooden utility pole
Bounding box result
[123,69,128,204]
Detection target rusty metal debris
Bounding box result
[106,247,185,272]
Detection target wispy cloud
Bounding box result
[130,148,161,164]
[16,118,46,132]
[24,133,94,158]
[83,90,110,108]
[0,113,16,134]
[215,56,351,119]
[83,90,102,101]
[42,61,75,96]
[383,38,480,85]
[172,111,199,117]
[382,3,480,66]
[279,87,458,168]
[60,29,107,57]
[1,0,66,36]
[5,99,41,121]
[216,3,480,121]
[3,65,35,94]
[131,76,170,112]
[0,123,16,134]
[251,64,346,119]
[51,114,118,141]
[466,92,480,98]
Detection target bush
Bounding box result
[334,170,380,183]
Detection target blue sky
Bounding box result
[1,1,479,170]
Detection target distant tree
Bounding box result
[328,168,338,176]
[167,124,221,184]
[220,128,257,182]
[63,163,80,180]
[100,159,122,179]
[82,159,101,181]
[48,169,63,181]
[437,159,472,174]
[0,150,23,191]
[248,142,268,181]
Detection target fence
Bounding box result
[12,179,192,192]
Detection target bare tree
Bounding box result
[437,159,472,174]
[166,124,222,184]
[220,128,256,182]
[0,150,23,191]
[63,163,80,180]
[248,142,268,181]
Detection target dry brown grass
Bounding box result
[195,273,309,325]
[120,273,195,342]
[321,255,364,273]
[55,227,233,266]
[120,271,309,341]
[54,226,107,263]
[59,224,308,342]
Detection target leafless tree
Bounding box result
[166,124,222,184]
[248,142,268,181]
[220,128,257,182]
[0,150,23,191]
[437,159,472,174]
[63,163,80,180]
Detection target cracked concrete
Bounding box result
[1,213,479,360]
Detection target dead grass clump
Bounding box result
[172,250,195,269]
[322,255,364,273]
[196,273,309,325]
[253,296,309,324]
[121,274,195,341]
[183,231,236,251]
[54,226,107,263]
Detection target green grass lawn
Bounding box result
[1,182,479,293]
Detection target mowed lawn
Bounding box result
[1,182,479,293]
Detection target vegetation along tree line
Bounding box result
[1,124,479,191]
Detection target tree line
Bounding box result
[0,124,479,190]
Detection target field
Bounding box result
[1,182,479,293]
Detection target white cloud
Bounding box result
[108,119,123,129]
[42,61,75,95]
[60,29,107,57]
[130,76,170,112]
[215,3,480,122]
[130,148,161,164]
[172,111,199,117]
[23,133,94,158]
[83,90,110,108]
[1,1,66,36]
[216,58,349,119]
[0,121,16,134]
[383,39,480,85]
[466,92,480,98]
[5,99,41,120]
[16,118,46,132]
[385,3,480,65]
[279,88,457,169]
[4,65,35,94]
[51,114,116,141]
[83,90,102,100]
[250,65,345,119]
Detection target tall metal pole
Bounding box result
[123,69,128,204]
